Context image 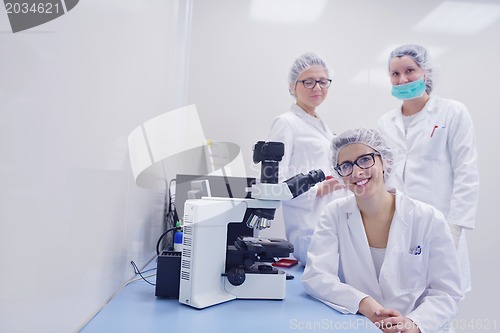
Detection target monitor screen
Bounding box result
[174,174,257,245]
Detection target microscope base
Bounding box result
[224,269,286,299]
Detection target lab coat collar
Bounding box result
[339,188,413,217]
[290,103,316,119]
[392,189,416,225]
[341,196,383,298]
[410,94,440,123]
[341,193,359,214]
[422,94,440,114]
[386,190,415,251]
[387,108,405,137]
[390,95,441,133]
[339,190,417,302]
[290,104,332,140]
[341,190,416,265]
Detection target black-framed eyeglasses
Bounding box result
[297,79,332,89]
[334,152,381,177]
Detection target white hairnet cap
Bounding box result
[288,52,330,96]
[330,128,394,184]
[388,44,437,94]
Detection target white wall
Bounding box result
[1,1,498,332]
[0,1,190,332]
[187,0,499,330]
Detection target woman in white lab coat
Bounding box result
[377,44,479,297]
[268,52,344,265]
[302,128,461,333]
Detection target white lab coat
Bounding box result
[377,95,479,295]
[302,191,461,333]
[268,104,347,264]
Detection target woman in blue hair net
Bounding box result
[302,128,461,333]
[267,52,345,265]
[377,44,479,298]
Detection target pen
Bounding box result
[430,125,438,137]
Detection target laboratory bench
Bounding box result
[79,260,378,333]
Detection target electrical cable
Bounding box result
[130,260,156,286]
[156,178,180,255]
[155,226,179,255]
[131,179,182,289]
[128,180,182,289]
[124,273,157,287]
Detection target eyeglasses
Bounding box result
[334,152,381,177]
[297,79,332,89]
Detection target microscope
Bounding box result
[178,141,325,309]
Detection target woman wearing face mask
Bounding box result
[267,52,345,265]
[302,128,461,333]
[377,44,479,298]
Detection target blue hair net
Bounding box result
[388,44,436,94]
[288,52,330,96]
[330,128,394,184]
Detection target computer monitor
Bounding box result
[174,174,257,246]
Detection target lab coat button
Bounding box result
[383,273,390,280]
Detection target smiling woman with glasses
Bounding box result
[334,151,381,177]
[302,128,462,333]
[267,52,345,266]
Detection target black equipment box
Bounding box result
[155,251,181,298]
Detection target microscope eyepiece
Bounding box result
[285,169,325,198]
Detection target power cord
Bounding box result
[131,179,181,286]
[130,261,156,286]
[155,227,180,256]
[157,179,180,255]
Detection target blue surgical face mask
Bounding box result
[391,77,426,100]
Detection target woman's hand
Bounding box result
[316,177,344,196]
[375,309,420,333]
[358,297,387,324]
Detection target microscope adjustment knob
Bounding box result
[226,267,246,286]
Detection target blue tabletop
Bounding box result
[80,262,379,333]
